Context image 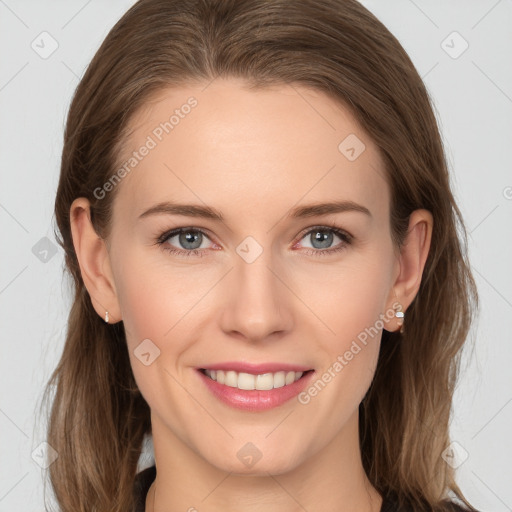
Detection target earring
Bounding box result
[104,311,109,324]
[393,290,405,334]
[394,303,405,334]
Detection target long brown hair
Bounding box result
[47,0,479,510]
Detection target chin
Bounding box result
[205,446,305,476]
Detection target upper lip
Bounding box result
[199,362,313,374]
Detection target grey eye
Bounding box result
[165,230,210,250]
[301,229,341,250]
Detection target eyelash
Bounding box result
[155,224,353,258]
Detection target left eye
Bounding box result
[297,227,350,251]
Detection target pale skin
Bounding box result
[70,78,433,512]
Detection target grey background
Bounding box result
[0,0,511,510]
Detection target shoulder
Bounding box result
[133,465,156,512]
[380,494,480,512]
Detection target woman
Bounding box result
[47,0,479,511]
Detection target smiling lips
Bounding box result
[197,362,314,411]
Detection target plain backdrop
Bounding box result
[1,1,511,510]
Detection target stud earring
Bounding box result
[393,290,405,334]
[104,311,109,324]
[394,303,405,334]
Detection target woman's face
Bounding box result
[106,78,401,474]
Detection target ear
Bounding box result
[69,198,122,323]
[384,209,433,332]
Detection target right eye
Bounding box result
[156,228,216,256]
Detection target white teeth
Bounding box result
[225,370,238,387]
[238,372,256,390]
[256,373,274,390]
[203,369,305,390]
[273,371,286,388]
[285,371,296,385]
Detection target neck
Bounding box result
[146,410,382,512]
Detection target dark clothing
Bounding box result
[133,465,474,512]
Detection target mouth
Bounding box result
[196,366,315,411]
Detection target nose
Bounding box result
[218,251,294,343]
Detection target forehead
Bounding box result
[112,78,389,225]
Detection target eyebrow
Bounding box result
[138,200,372,221]
[289,201,371,219]
[138,202,224,221]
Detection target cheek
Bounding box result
[113,245,208,341]
[299,251,391,398]
[111,247,225,390]
[295,274,386,437]
[112,252,207,411]
[115,266,170,344]
[300,254,391,343]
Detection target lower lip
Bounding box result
[197,369,315,411]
